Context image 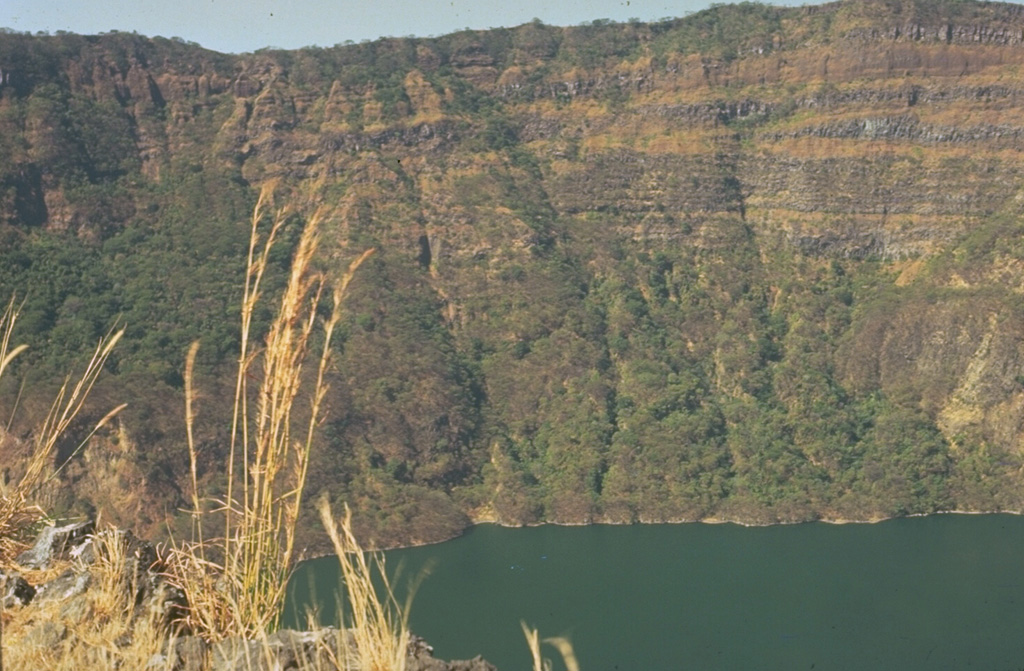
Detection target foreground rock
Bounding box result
[3,519,496,671]
[147,630,494,671]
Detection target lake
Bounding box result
[285,514,1024,670]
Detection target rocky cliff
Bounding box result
[3,0,1024,547]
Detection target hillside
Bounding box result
[3,0,1024,547]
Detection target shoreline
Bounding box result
[297,508,1024,561]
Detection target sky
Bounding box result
[1,0,814,54]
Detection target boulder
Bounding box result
[148,635,208,671]
[210,628,343,671]
[16,519,95,569]
[0,570,36,608]
[34,568,92,604]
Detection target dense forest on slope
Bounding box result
[3,0,1024,547]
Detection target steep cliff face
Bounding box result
[4,0,1024,546]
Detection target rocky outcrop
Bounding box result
[15,519,95,569]
[0,570,35,608]
[6,1,1024,251]
[2,520,496,670]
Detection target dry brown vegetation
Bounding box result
[1,531,171,671]
[318,499,413,671]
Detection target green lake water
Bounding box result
[285,514,1024,670]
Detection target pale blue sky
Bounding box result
[2,0,814,54]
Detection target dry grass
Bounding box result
[2,530,171,671]
[317,499,413,671]
[521,622,579,671]
[0,299,124,671]
[168,185,373,641]
[0,297,124,563]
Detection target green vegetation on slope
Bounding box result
[3,0,1024,547]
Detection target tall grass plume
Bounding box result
[318,498,414,671]
[169,186,373,640]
